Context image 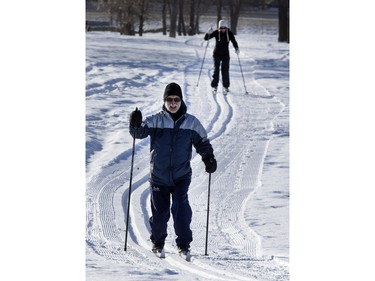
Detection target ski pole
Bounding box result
[237,53,249,94]
[204,172,212,255]
[196,38,210,87]
[124,110,138,251]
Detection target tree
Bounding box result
[137,0,150,36]
[278,0,289,43]
[162,0,168,35]
[178,0,187,35]
[216,0,223,23]
[229,0,242,35]
[169,0,179,37]
[99,0,151,36]
[188,0,197,35]
[188,0,209,35]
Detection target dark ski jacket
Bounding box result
[129,101,214,186]
[204,29,239,57]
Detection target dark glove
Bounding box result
[129,108,142,128]
[203,155,217,173]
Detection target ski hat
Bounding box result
[163,82,183,101]
[218,19,228,29]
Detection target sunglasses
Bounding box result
[165,97,181,102]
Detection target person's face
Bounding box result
[164,95,181,113]
[219,27,227,33]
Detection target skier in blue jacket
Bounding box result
[129,82,217,255]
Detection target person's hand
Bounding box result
[235,48,240,55]
[129,108,142,128]
[207,27,213,34]
[203,155,217,173]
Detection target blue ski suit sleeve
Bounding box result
[129,110,214,186]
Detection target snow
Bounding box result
[2,2,375,281]
[84,20,289,280]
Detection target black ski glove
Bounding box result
[129,108,142,128]
[202,154,217,173]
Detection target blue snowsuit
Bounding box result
[129,101,214,248]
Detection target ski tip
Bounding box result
[179,250,192,262]
[154,248,166,258]
[185,252,192,262]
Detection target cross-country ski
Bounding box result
[179,249,192,262]
[153,248,166,259]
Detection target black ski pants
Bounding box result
[211,55,230,88]
[149,178,193,248]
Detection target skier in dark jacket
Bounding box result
[129,82,217,256]
[204,19,239,95]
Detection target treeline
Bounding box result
[87,0,288,42]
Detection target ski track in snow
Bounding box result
[86,33,289,280]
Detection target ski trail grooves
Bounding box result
[86,33,289,280]
[167,49,274,278]
[117,56,252,281]
[188,47,284,264]
[116,47,261,281]
[86,136,151,263]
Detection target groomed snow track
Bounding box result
[86,33,289,280]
